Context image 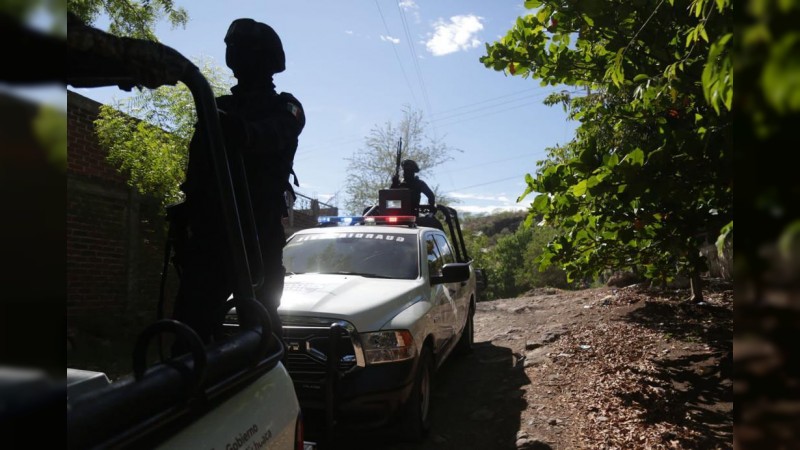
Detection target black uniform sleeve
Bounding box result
[419,180,435,206]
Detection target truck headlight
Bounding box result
[361,330,415,365]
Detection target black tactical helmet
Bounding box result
[225,18,285,74]
[401,159,420,173]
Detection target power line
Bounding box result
[430,93,549,123]
[295,88,581,156]
[396,1,432,118]
[433,98,550,129]
[444,174,530,194]
[374,0,419,108]
[432,88,581,124]
[427,88,550,117]
[446,151,538,172]
[433,89,582,129]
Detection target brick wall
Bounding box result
[67,91,170,337]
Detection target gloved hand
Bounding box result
[218,109,247,148]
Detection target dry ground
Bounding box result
[69,281,734,449]
[329,282,733,449]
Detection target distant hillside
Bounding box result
[461,211,528,242]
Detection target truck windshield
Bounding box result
[284,231,419,280]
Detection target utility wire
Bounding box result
[434,89,582,128]
[396,1,432,118]
[430,92,551,123]
[374,0,419,108]
[296,88,580,156]
[433,98,551,129]
[446,151,538,172]
[432,88,581,123]
[427,88,555,117]
[443,174,530,194]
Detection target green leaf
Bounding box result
[624,148,645,166]
[633,74,649,82]
[532,193,549,211]
[536,7,549,23]
[602,229,618,240]
[517,173,536,202]
[572,180,588,196]
[724,85,733,111]
[524,0,542,9]
[716,221,733,255]
[761,33,800,113]
[581,14,594,26]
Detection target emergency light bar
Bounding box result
[364,215,416,225]
[317,216,364,225]
[317,215,417,226]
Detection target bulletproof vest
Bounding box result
[182,89,304,220]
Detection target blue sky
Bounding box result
[69,0,578,216]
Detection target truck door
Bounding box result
[433,233,466,332]
[425,233,450,353]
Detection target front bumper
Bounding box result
[296,357,418,429]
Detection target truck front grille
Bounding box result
[281,319,363,383]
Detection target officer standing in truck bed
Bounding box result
[170,18,305,348]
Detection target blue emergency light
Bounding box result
[317,216,365,225]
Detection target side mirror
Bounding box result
[431,262,471,285]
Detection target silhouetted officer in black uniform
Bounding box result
[391,159,435,215]
[171,18,305,348]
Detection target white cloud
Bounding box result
[344,30,354,35]
[425,15,484,56]
[380,35,400,44]
[447,191,529,215]
[450,192,504,202]
[399,0,418,10]
[453,204,529,215]
[399,0,421,23]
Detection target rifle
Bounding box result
[394,137,402,184]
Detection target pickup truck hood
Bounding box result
[279,273,423,332]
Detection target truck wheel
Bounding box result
[401,346,433,441]
[455,306,474,356]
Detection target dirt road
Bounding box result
[319,283,733,450]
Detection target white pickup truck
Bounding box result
[228,204,478,442]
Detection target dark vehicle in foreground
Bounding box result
[63,15,306,450]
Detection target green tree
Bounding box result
[490,229,533,299]
[481,0,733,301]
[524,223,569,289]
[67,0,188,40]
[463,212,570,300]
[94,59,233,207]
[343,107,460,215]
